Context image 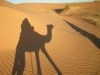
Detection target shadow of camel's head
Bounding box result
[47,24,54,30]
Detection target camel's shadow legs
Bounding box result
[34,46,62,75]
[41,46,62,75]
[35,51,42,75]
[12,49,25,75]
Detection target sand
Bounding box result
[0,1,100,75]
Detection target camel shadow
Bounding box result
[12,18,62,75]
[64,20,100,49]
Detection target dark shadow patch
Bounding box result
[64,20,100,49]
[12,18,62,75]
[54,9,63,14]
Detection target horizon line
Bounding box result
[6,0,95,4]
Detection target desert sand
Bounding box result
[0,1,100,75]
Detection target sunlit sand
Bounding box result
[0,1,100,75]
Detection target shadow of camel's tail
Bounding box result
[64,20,100,49]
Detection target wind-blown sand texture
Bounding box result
[0,1,100,75]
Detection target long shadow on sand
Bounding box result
[12,18,62,75]
[64,20,100,49]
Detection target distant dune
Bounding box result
[0,1,100,75]
[60,2,100,27]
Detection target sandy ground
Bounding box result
[0,1,100,75]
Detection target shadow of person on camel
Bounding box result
[12,18,62,75]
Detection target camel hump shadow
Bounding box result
[12,18,62,75]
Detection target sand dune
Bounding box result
[0,1,100,75]
[17,3,66,10]
[60,2,100,27]
[60,2,100,16]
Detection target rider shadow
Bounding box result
[12,18,62,75]
[64,20,100,49]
